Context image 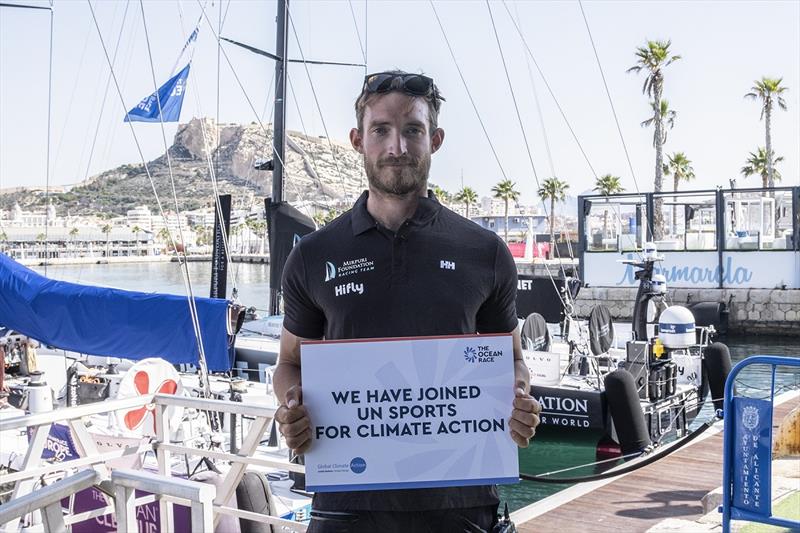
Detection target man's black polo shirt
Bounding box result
[282,190,518,512]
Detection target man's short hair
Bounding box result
[354,70,445,133]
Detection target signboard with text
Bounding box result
[301,334,519,492]
[583,250,800,289]
[732,397,772,516]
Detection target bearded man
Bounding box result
[273,70,540,533]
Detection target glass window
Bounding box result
[723,190,792,250]
[584,195,647,252]
[653,191,717,251]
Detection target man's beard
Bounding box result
[364,153,430,196]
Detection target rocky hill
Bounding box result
[1,118,366,215]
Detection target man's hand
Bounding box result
[275,385,312,454]
[510,384,541,448]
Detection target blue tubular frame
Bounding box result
[722,355,800,533]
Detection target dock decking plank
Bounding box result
[517,399,798,533]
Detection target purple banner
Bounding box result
[732,397,772,516]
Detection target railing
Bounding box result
[721,355,800,533]
[0,392,306,532]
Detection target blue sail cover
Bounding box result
[125,63,191,123]
[0,254,230,370]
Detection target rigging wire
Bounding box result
[286,10,351,201]
[500,0,597,181]
[286,73,334,204]
[512,2,555,179]
[175,0,242,294]
[81,1,131,200]
[577,0,654,244]
[194,0,314,221]
[137,0,212,397]
[429,0,509,181]
[485,1,573,305]
[86,0,212,398]
[347,0,366,67]
[43,3,54,275]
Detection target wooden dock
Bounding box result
[514,391,799,533]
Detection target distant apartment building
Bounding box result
[126,205,153,232]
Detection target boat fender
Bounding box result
[521,313,551,351]
[702,342,732,415]
[604,370,651,456]
[686,301,729,336]
[191,470,241,533]
[588,305,614,356]
[235,471,275,533]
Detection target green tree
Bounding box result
[538,177,570,255]
[741,147,784,189]
[430,184,451,205]
[101,224,112,257]
[640,99,677,146]
[491,179,520,242]
[593,174,625,237]
[0,230,6,254]
[628,40,681,239]
[69,227,79,240]
[131,225,142,255]
[745,77,789,188]
[663,152,695,233]
[454,186,479,219]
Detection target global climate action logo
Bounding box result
[350,457,367,474]
[463,346,477,363]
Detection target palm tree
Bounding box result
[741,147,784,189]
[69,227,79,258]
[101,224,111,257]
[430,184,451,205]
[454,186,479,219]
[157,227,171,252]
[641,99,677,146]
[593,174,625,237]
[131,225,142,256]
[491,179,520,242]
[745,77,788,188]
[628,40,681,239]
[538,177,570,256]
[663,152,695,233]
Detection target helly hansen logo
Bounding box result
[335,282,364,296]
[440,260,455,270]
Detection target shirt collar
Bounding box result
[351,189,443,235]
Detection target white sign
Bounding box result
[583,251,800,289]
[301,334,519,492]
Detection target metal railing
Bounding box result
[721,355,800,533]
[0,392,306,532]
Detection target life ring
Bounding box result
[114,358,184,437]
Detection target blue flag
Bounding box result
[125,63,191,123]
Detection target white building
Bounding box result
[126,205,153,232]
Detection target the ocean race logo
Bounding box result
[463,346,477,363]
[349,457,367,474]
[463,345,503,363]
[616,254,754,286]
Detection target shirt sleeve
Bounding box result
[281,243,325,339]
[475,237,518,333]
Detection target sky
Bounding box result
[1,0,798,206]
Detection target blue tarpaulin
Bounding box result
[0,254,231,370]
[125,63,191,123]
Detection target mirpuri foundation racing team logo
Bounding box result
[324,257,375,282]
[463,345,504,363]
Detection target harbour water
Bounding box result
[30,261,800,511]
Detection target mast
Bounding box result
[270,0,289,316]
